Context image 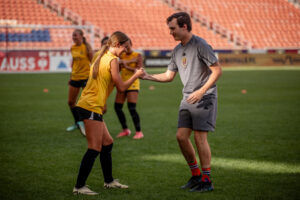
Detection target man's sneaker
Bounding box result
[77,121,86,136]
[117,129,131,138]
[73,185,98,195]
[180,176,202,189]
[104,179,129,189]
[66,124,78,132]
[190,181,214,192]
[133,131,144,139]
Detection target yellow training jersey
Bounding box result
[77,51,117,114]
[92,50,101,64]
[71,43,91,80]
[120,51,141,91]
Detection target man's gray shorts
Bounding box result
[178,94,217,132]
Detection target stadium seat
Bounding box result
[1,0,298,50]
[0,0,73,49]
[53,0,234,49]
[179,0,300,48]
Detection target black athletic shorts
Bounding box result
[76,107,103,122]
[69,79,88,88]
[125,89,139,94]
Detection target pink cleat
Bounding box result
[117,129,131,138]
[133,131,144,139]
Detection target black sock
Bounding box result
[75,149,99,188]
[128,103,141,132]
[100,143,114,183]
[71,107,80,124]
[114,103,128,129]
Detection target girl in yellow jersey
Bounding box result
[91,36,109,114]
[72,31,144,195]
[114,40,144,139]
[67,29,93,136]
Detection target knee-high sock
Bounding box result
[71,107,80,124]
[100,144,114,183]
[128,103,141,132]
[75,149,99,188]
[114,103,128,129]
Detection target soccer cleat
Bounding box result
[104,179,129,189]
[180,176,202,189]
[189,181,214,192]
[77,121,86,136]
[73,185,98,195]
[133,131,144,139]
[117,129,131,138]
[66,124,78,132]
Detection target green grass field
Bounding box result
[0,68,300,200]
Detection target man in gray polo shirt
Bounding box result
[142,12,222,192]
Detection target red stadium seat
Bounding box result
[179,0,300,48]
[2,0,298,50]
[53,0,234,49]
[0,0,74,49]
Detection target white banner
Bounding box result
[0,50,72,73]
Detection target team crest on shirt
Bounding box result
[181,56,187,68]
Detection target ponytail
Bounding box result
[92,44,109,79]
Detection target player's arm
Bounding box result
[121,57,138,65]
[70,47,73,80]
[86,43,93,62]
[136,54,143,69]
[111,58,145,92]
[186,62,222,104]
[69,60,74,81]
[120,54,144,71]
[142,69,176,82]
[120,62,135,72]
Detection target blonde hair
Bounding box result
[92,31,129,79]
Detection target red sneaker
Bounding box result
[117,129,131,138]
[133,131,144,139]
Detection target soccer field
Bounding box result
[0,68,300,200]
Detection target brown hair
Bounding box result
[92,31,129,79]
[101,36,109,47]
[166,12,192,32]
[74,29,88,45]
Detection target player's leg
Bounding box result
[176,127,202,189]
[194,131,211,169]
[100,122,114,184]
[67,83,81,132]
[176,127,195,162]
[114,91,131,137]
[127,91,143,139]
[100,122,128,189]
[189,95,217,192]
[73,117,104,195]
[190,130,214,192]
[195,131,211,180]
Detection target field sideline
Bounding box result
[0,68,299,200]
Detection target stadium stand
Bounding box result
[172,0,300,49]
[0,0,299,50]
[52,0,235,49]
[0,0,98,50]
